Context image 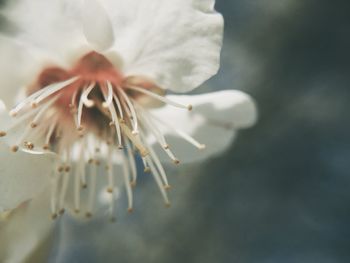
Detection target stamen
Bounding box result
[127,85,192,111]
[81,82,96,108]
[125,140,137,187]
[30,95,60,128]
[145,156,170,207]
[32,77,79,106]
[102,82,122,147]
[148,146,170,189]
[10,88,48,116]
[117,88,139,134]
[102,81,114,108]
[50,169,59,219]
[142,157,151,173]
[44,116,58,149]
[58,165,71,215]
[122,154,133,213]
[86,157,97,217]
[153,114,206,150]
[120,122,149,157]
[113,93,124,120]
[106,146,114,193]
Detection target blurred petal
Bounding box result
[82,0,115,51]
[149,90,257,163]
[0,190,55,263]
[104,0,223,92]
[0,36,42,108]
[0,124,57,211]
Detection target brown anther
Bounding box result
[105,165,110,171]
[86,212,92,218]
[78,133,84,138]
[110,217,116,223]
[95,160,101,166]
[51,213,58,220]
[107,187,113,193]
[0,131,7,137]
[95,147,100,153]
[11,145,19,152]
[144,167,151,173]
[30,123,37,128]
[64,166,71,173]
[165,202,171,208]
[24,141,34,150]
[164,144,170,149]
[109,121,114,127]
[77,125,84,131]
[117,145,124,150]
[130,180,137,188]
[57,166,64,173]
[127,208,133,213]
[88,158,94,164]
[82,183,88,189]
[59,208,65,215]
[187,104,193,111]
[173,159,180,165]
[43,144,50,150]
[119,118,125,123]
[31,102,38,108]
[74,209,80,214]
[164,185,171,190]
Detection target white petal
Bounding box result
[149,90,257,163]
[0,36,43,108]
[0,138,57,211]
[0,190,55,263]
[104,0,223,92]
[2,0,86,58]
[82,0,115,51]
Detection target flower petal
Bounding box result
[104,0,223,92]
[82,0,115,52]
[0,36,43,108]
[0,190,55,263]
[149,90,257,163]
[0,130,57,211]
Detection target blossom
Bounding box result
[0,0,256,258]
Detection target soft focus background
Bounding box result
[2,0,350,262]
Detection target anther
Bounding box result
[88,158,94,164]
[163,144,170,150]
[173,159,180,165]
[130,180,137,187]
[77,125,84,132]
[31,102,38,108]
[107,187,113,193]
[117,145,124,150]
[30,123,38,128]
[144,167,151,173]
[0,131,7,137]
[24,141,34,150]
[165,202,171,208]
[57,166,64,173]
[43,144,50,150]
[51,213,58,220]
[127,208,133,213]
[59,208,65,215]
[9,110,17,117]
[74,209,80,214]
[164,185,171,190]
[86,212,93,218]
[82,183,88,189]
[187,104,193,111]
[110,217,116,223]
[11,145,19,152]
[64,166,71,173]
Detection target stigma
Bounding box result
[1,51,205,221]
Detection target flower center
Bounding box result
[1,51,205,221]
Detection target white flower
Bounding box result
[0,0,256,258]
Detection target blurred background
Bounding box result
[2,0,350,262]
